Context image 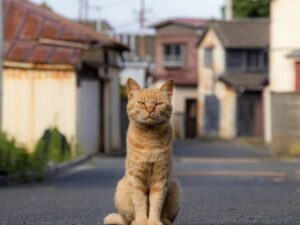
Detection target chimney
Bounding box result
[225,0,233,21]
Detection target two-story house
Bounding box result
[197,19,269,138]
[151,18,207,139]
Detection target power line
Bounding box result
[95,0,137,10]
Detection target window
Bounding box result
[204,47,213,67]
[227,50,244,71]
[226,49,269,72]
[247,50,260,70]
[163,44,185,67]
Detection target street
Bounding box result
[1,140,300,225]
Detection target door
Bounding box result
[204,95,220,136]
[78,79,101,154]
[185,99,197,138]
[237,92,262,137]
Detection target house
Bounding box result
[3,0,127,155]
[197,19,269,139]
[113,32,155,88]
[264,0,300,155]
[78,20,114,33]
[151,18,208,139]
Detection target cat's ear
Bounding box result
[160,80,174,98]
[127,78,141,98]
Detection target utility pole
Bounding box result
[0,0,3,130]
[79,0,89,21]
[139,0,145,59]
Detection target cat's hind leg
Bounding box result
[104,177,134,225]
[115,177,135,225]
[161,179,182,224]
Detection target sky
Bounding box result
[30,0,227,32]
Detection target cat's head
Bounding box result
[127,78,174,126]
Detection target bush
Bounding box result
[0,128,82,182]
[38,128,72,164]
[0,133,47,181]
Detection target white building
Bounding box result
[264,0,300,155]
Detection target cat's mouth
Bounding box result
[144,115,156,120]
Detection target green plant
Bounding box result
[0,133,47,181]
[0,128,82,182]
[233,0,270,18]
[38,127,72,164]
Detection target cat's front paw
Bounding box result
[132,218,148,225]
[147,219,164,225]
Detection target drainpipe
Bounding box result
[0,0,4,130]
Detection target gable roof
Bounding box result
[4,0,127,65]
[151,18,208,30]
[198,19,269,48]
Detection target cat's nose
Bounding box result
[147,107,155,115]
[145,103,156,114]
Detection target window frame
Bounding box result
[204,47,213,68]
[162,43,186,68]
[226,48,268,73]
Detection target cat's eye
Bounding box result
[138,101,145,105]
[156,102,164,105]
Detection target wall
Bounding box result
[77,79,100,154]
[119,63,147,88]
[198,30,226,95]
[3,68,76,151]
[152,80,197,139]
[215,82,237,139]
[197,29,228,137]
[271,92,300,156]
[270,0,300,91]
[103,67,122,155]
[172,86,198,139]
[265,0,300,143]
[155,25,199,82]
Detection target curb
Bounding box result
[0,153,94,185]
[45,153,94,178]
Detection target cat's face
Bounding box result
[127,78,174,126]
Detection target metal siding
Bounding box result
[77,79,100,154]
[2,68,76,151]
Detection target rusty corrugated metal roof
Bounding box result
[4,0,127,65]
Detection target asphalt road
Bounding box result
[1,140,300,225]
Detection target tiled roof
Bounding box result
[151,18,208,29]
[209,19,269,48]
[4,0,126,65]
[219,73,268,91]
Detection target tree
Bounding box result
[233,0,270,18]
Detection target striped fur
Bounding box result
[104,78,181,225]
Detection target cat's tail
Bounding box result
[104,213,123,225]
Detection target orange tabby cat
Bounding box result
[104,78,181,225]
